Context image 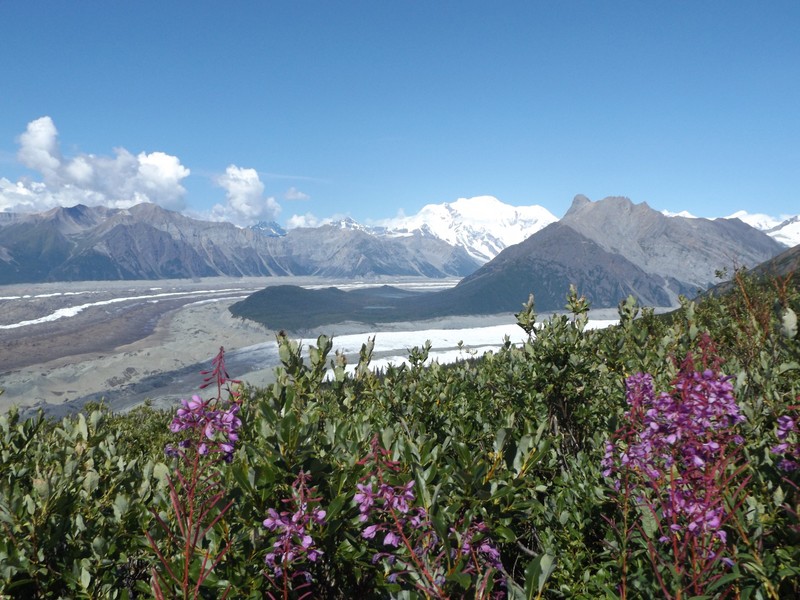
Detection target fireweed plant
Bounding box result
[602,342,750,599]
[770,404,800,533]
[261,470,327,599]
[354,436,505,598]
[771,405,800,473]
[147,347,242,599]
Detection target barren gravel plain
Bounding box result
[0,277,465,417]
[0,278,284,417]
[1,276,623,419]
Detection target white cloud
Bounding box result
[210,165,281,226]
[0,116,190,213]
[17,116,61,180]
[284,186,310,201]
[286,212,325,229]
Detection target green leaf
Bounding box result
[524,553,556,599]
[76,413,89,441]
[706,571,741,593]
[493,525,517,543]
[446,569,471,589]
[231,464,255,495]
[83,470,100,494]
[773,485,785,507]
[113,493,129,521]
[23,494,35,516]
[32,477,50,501]
[778,361,800,374]
[325,494,348,520]
[80,566,91,589]
[780,307,797,339]
[152,461,170,487]
[637,504,658,539]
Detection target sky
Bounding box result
[1,1,798,227]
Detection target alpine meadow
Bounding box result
[1,269,799,598]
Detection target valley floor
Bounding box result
[0,277,626,418]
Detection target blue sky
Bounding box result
[1,1,798,226]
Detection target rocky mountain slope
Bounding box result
[443,196,784,313]
[231,196,788,329]
[0,204,480,284]
[561,195,784,297]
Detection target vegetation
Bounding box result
[1,273,799,598]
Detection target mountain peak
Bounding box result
[558,195,785,296]
[564,195,653,220]
[251,220,286,237]
[328,217,367,231]
[375,195,557,263]
[568,194,592,213]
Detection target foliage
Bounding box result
[0,271,799,598]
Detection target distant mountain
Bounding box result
[231,196,787,329]
[251,220,286,237]
[560,195,785,299]
[660,209,800,248]
[725,211,800,247]
[441,196,782,313]
[445,220,673,312]
[0,203,479,284]
[371,196,558,262]
[230,284,425,330]
[764,216,800,248]
[0,195,556,284]
[2,195,793,304]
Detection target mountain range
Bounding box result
[1,195,796,324]
[0,203,479,284]
[229,195,789,329]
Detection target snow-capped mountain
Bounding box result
[725,210,800,247]
[250,220,286,237]
[372,195,558,263]
[661,208,799,248]
[765,216,800,247]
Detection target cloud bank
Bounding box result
[1,116,190,213]
[209,165,281,226]
[284,186,310,201]
[1,116,318,227]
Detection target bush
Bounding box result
[1,274,798,598]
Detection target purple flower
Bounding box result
[605,361,747,553]
[167,393,242,459]
[772,443,790,454]
[263,508,282,531]
[362,524,379,539]
[777,415,796,439]
[355,482,376,519]
[771,408,800,471]
[262,471,327,581]
[354,437,506,594]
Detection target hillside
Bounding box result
[3,265,799,598]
